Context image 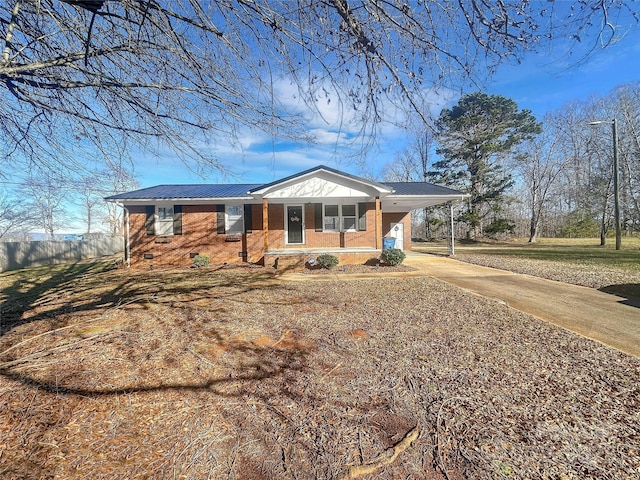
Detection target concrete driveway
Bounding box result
[403,252,640,358]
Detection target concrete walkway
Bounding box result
[403,252,640,358]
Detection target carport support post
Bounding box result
[262,199,269,253]
[448,202,455,256]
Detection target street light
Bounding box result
[589,119,621,251]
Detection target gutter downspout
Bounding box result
[125,205,130,268]
[115,201,130,268]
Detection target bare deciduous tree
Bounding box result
[0,189,37,239]
[24,173,67,239]
[513,115,568,243]
[77,176,106,234]
[2,1,636,176]
[382,131,446,239]
[614,84,640,233]
[101,165,138,236]
[511,84,640,241]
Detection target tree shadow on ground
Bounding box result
[0,261,115,335]
[0,322,318,480]
[1,342,309,398]
[599,284,640,308]
[0,260,295,337]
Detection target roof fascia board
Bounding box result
[386,194,469,201]
[381,194,469,211]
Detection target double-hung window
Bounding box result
[322,204,358,232]
[226,205,244,234]
[324,205,339,231]
[157,206,174,235]
[341,205,357,231]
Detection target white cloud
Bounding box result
[130,72,457,186]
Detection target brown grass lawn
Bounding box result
[1,261,639,479]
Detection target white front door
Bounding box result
[390,222,404,250]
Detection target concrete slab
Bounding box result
[403,252,640,358]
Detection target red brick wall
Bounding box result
[128,204,264,267]
[126,202,411,268]
[267,204,285,249]
[382,212,412,250]
[267,202,377,250]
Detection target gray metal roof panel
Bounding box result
[105,184,261,200]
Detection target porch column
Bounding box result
[375,196,382,249]
[262,198,269,252]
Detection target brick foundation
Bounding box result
[264,250,380,271]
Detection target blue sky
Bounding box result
[133,25,640,190]
[488,29,640,117]
[30,10,634,235]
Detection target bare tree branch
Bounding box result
[0,0,636,178]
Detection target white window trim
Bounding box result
[323,204,340,232]
[341,204,357,232]
[322,203,358,233]
[156,204,174,236]
[225,204,244,235]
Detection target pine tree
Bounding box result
[433,92,542,238]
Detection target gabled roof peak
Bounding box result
[249,164,392,195]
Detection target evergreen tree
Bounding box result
[433,92,542,238]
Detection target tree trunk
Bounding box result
[600,209,608,246]
[86,204,92,234]
[528,186,539,243]
[528,220,538,243]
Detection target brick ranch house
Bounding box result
[105,165,466,269]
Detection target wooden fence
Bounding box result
[0,238,124,272]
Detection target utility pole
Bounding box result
[589,119,621,250]
[612,118,621,251]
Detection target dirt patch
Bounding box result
[1,266,639,479]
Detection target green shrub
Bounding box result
[484,218,516,238]
[316,253,339,269]
[559,211,599,238]
[192,254,210,268]
[380,248,406,266]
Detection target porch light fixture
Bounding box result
[588,119,621,250]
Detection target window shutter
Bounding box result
[244,204,253,233]
[216,205,225,234]
[314,203,323,232]
[173,205,183,235]
[358,203,367,231]
[145,205,155,236]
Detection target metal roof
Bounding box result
[105,184,261,200]
[382,182,464,196]
[104,169,465,202]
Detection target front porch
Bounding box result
[263,247,381,271]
